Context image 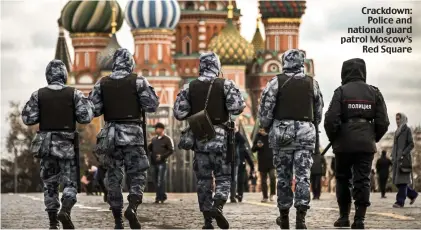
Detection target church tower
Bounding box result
[60,0,124,94]
[60,0,124,133]
[208,0,255,134]
[125,0,181,128]
[246,1,314,118]
[174,0,241,80]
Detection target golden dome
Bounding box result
[208,19,254,65]
[251,16,265,53]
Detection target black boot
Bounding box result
[334,203,351,227]
[58,199,75,229]
[104,191,108,203]
[275,209,289,229]
[112,208,124,229]
[210,200,229,229]
[48,212,59,229]
[351,206,366,229]
[124,195,142,229]
[202,211,214,229]
[295,206,307,229]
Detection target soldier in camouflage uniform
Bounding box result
[22,60,94,229]
[174,52,245,229]
[89,48,159,229]
[259,49,324,229]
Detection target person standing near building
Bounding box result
[376,150,392,198]
[173,52,245,229]
[148,122,174,203]
[311,154,326,200]
[391,113,418,208]
[259,49,324,229]
[251,128,276,203]
[22,60,94,229]
[324,58,389,229]
[89,48,159,229]
[231,128,255,203]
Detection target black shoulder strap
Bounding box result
[204,78,216,110]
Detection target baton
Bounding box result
[321,143,332,156]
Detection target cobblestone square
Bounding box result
[2,192,421,229]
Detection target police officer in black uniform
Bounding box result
[324,58,389,229]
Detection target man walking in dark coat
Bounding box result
[324,58,389,229]
[148,122,174,203]
[311,154,326,200]
[251,128,276,202]
[231,129,255,203]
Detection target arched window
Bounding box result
[144,44,149,63]
[275,36,280,51]
[288,35,293,49]
[209,1,217,10]
[142,69,149,76]
[158,44,163,62]
[159,69,166,76]
[266,39,270,50]
[84,52,89,67]
[186,1,194,10]
[183,37,192,56]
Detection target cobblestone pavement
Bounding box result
[1,192,421,229]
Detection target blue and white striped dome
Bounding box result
[125,0,181,30]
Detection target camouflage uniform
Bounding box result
[89,48,159,228]
[174,52,245,228]
[22,60,94,228]
[259,49,324,228]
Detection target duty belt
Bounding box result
[345,118,373,123]
[111,120,142,125]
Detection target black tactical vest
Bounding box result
[100,73,141,121]
[38,87,75,131]
[273,74,314,121]
[340,81,376,122]
[189,78,228,125]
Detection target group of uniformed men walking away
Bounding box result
[23,46,389,229]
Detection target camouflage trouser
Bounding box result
[194,152,231,212]
[273,149,313,210]
[106,146,149,209]
[40,156,78,212]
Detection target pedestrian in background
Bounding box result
[310,154,326,200]
[259,49,324,229]
[391,113,418,208]
[251,128,276,203]
[148,122,174,203]
[231,128,255,203]
[376,150,392,198]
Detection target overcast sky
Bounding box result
[1,0,420,153]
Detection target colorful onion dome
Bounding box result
[125,0,181,30]
[208,19,254,65]
[60,0,124,34]
[97,34,122,71]
[259,0,306,19]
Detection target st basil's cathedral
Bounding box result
[55,0,314,146]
